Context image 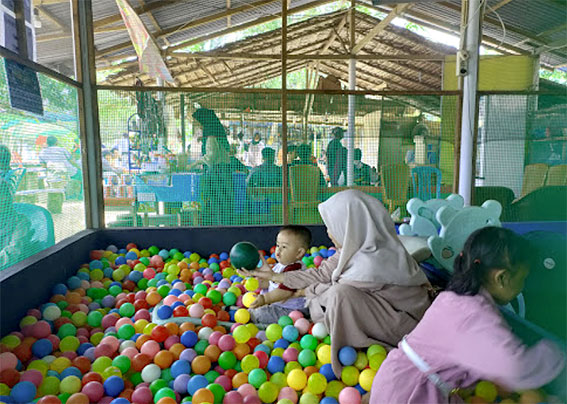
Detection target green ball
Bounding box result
[207,383,226,403]
[140,257,151,266]
[149,379,168,396]
[61,310,72,319]
[194,339,208,355]
[278,316,293,327]
[258,381,279,403]
[157,285,170,298]
[38,376,60,396]
[299,392,320,404]
[297,349,317,367]
[222,292,237,306]
[58,392,71,403]
[241,355,260,374]
[323,335,331,345]
[218,351,237,370]
[270,372,287,388]
[284,361,302,374]
[137,278,149,290]
[209,263,220,272]
[117,324,135,340]
[147,278,158,288]
[193,283,208,295]
[59,376,81,394]
[300,334,318,351]
[129,372,143,386]
[108,285,122,296]
[206,289,222,305]
[56,300,68,310]
[148,246,160,255]
[112,355,131,374]
[161,368,173,383]
[173,252,185,261]
[367,344,387,358]
[119,303,135,317]
[154,387,176,402]
[266,324,283,342]
[57,323,77,339]
[230,242,260,270]
[248,368,267,388]
[204,370,219,384]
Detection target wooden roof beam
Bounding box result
[352,3,410,54]
[36,5,69,32]
[487,0,515,12]
[94,0,182,29]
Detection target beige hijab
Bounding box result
[318,189,427,286]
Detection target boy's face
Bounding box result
[275,231,306,266]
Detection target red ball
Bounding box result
[247,338,261,350]
[173,306,189,317]
[151,325,169,343]
[32,321,52,339]
[269,246,276,254]
[13,343,32,363]
[126,293,136,303]
[123,281,136,292]
[0,368,20,387]
[253,350,269,368]
[201,313,217,328]
[37,395,62,404]
[72,356,91,374]
[131,353,152,372]
[126,243,137,250]
[81,372,103,386]
[219,261,230,269]
[134,299,149,311]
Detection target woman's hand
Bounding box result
[249,294,266,309]
[237,256,274,281]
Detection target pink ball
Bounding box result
[237,383,257,398]
[150,256,163,265]
[115,318,134,329]
[223,391,244,404]
[235,295,244,308]
[100,336,119,352]
[164,335,180,349]
[20,369,43,387]
[178,294,190,303]
[140,340,160,358]
[94,344,114,359]
[82,381,104,402]
[131,386,153,404]
[115,293,127,301]
[282,347,299,363]
[27,308,41,319]
[278,387,298,403]
[101,315,118,329]
[80,280,90,289]
[32,321,52,339]
[214,366,225,375]
[0,353,18,371]
[218,335,236,352]
[135,291,147,300]
[121,347,139,360]
[134,309,151,322]
[215,375,232,392]
[243,396,261,404]
[163,296,179,306]
[98,397,114,404]
[208,331,223,346]
[188,304,204,318]
[313,256,323,267]
[21,325,34,337]
[143,268,156,279]
[47,334,60,350]
[339,386,361,404]
[288,310,304,322]
[294,318,310,335]
[61,351,77,361]
[173,283,186,291]
[76,328,90,339]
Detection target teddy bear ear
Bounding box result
[446,193,464,209]
[481,200,502,223]
[406,198,424,216]
[436,205,457,227]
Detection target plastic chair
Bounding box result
[381,164,410,214]
[411,166,442,201]
[520,163,548,197]
[545,164,567,186]
[13,203,55,253]
[289,165,321,224]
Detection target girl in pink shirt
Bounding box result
[370,226,565,403]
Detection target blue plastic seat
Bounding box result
[411,166,442,201]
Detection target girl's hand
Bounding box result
[237,256,273,281]
[249,294,266,309]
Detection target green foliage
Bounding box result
[540,68,567,85]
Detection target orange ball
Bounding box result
[154,350,174,369]
[190,262,200,270]
[192,388,215,404]
[266,257,276,265]
[178,262,189,270]
[135,334,152,350]
[204,345,221,362]
[164,322,179,336]
[38,396,63,404]
[304,366,319,378]
[72,356,91,374]
[519,390,545,404]
[179,322,195,334]
[66,393,89,404]
[232,372,248,388]
[191,355,211,374]
[156,398,177,404]
[146,292,162,306]
[202,313,217,328]
[213,325,227,334]
[217,310,230,321]
[233,343,251,360]
[169,343,185,360]
[119,388,134,401]
[66,292,82,305]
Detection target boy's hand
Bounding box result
[237,257,273,280]
[249,294,266,309]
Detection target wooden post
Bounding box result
[281,0,289,225]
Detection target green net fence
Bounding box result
[98,89,459,228]
[475,93,567,222]
[0,57,84,270]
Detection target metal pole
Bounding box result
[281,0,289,224]
[458,0,483,205]
[347,0,356,186]
[181,94,186,153]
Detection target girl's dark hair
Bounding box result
[446,226,531,296]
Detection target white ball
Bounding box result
[312,322,328,340]
[141,363,161,383]
[119,340,136,352]
[198,326,214,341]
[42,355,56,364]
[43,305,61,321]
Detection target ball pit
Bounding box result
[0,242,546,404]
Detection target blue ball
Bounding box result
[76,272,90,281]
[208,258,219,264]
[338,346,357,366]
[321,397,339,404]
[319,363,336,381]
[52,283,68,296]
[89,260,103,270]
[32,339,53,358]
[229,275,240,283]
[254,344,271,355]
[109,281,122,289]
[274,339,290,350]
[184,251,192,258]
[155,273,166,281]
[187,374,208,395]
[267,356,285,374]
[171,301,184,309]
[67,276,82,290]
[60,367,82,379]
[115,256,127,266]
[0,395,13,403]
[219,252,229,261]
[77,343,93,355]
[103,267,114,278]
[319,249,328,258]
[156,279,168,287]
[104,375,125,397]
[118,248,127,254]
[282,325,299,342]
[125,251,138,261]
[170,360,192,378]
[159,249,169,259]
[157,305,173,320]
[46,370,60,379]
[180,331,198,348]
[110,398,131,404]
[10,381,36,403]
[228,310,236,322]
[355,384,366,395]
[213,272,223,282]
[184,290,195,298]
[128,271,142,282]
[327,249,336,257]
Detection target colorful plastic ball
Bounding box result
[307,372,327,395]
[82,381,104,402]
[277,387,297,403]
[320,398,338,404]
[157,305,173,320]
[317,344,331,365]
[222,292,237,306]
[353,352,368,370]
[282,347,298,363]
[341,366,359,386]
[192,355,212,375]
[293,318,310,335]
[255,381,278,403]
[299,392,319,404]
[475,381,498,402]
[234,309,251,324]
[297,349,317,367]
[229,242,259,270]
[218,351,237,370]
[338,386,361,404]
[141,364,161,383]
[224,391,244,404]
[338,346,357,366]
[318,364,335,383]
[37,395,63,404]
[287,369,307,391]
[241,355,260,374]
[103,375,124,397]
[311,323,328,340]
[299,335,317,351]
[368,353,386,371]
[358,368,376,392]
[10,381,36,403]
[187,375,209,395]
[170,360,191,378]
[189,304,205,318]
[247,368,267,389]
[282,326,299,342]
[265,324,283,342]
[218,335,236,352]
[207,383,226,403]
[32,339,53,358]
[154,386,176,402]
[265,356,284,374]
[242,293,258,309]
[367,344,386,358]
[180,331,198,348]
[60,376,82,395]
[233,326,251,344]
[130,386,152,404]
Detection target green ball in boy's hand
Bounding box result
[230,242,260,270]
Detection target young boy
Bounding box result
[247,225,311,324]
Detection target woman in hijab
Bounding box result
[239,190,432,376]
[190,108,233,225]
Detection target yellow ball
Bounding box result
[242,292,258,308]
[112,268,126,281]
[50,357,72,373]
[71,311,87,327]
[368,353,386,371]
[20,315,37,328]
[245,323,259,338]
[0,383,9,396]
[284,361,302,375]
[271,348,284,357]
[192,293,204,303]
[134,319,149,333]
[233,325,251,344]
[90,332,104,346]
[359,368,376,391]
[143,323,157,335]
[270,372,287,388]
[341,366,359,386]
[325,380,345,399]
[354,352,368,370]
[119,264,131,275]
[287,369,307,391]
[1,335,21,349]
[60,336,80,352]
[316,344,331,364]
[27,360,49,376]
[227,286,242,297]
[204,309,216,316]
[60,375,82,395]
[234,309,250,324]
[475,381,498,402]
[101,366,122,380]
[244,277,259,292]
[90,269,104,281]
[307,373,327,395]
[92,356,113,374]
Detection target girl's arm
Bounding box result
[450,308,565,391]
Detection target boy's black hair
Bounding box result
[261,147,276,163]
[279,225,312,249]
[446,226,531,296]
